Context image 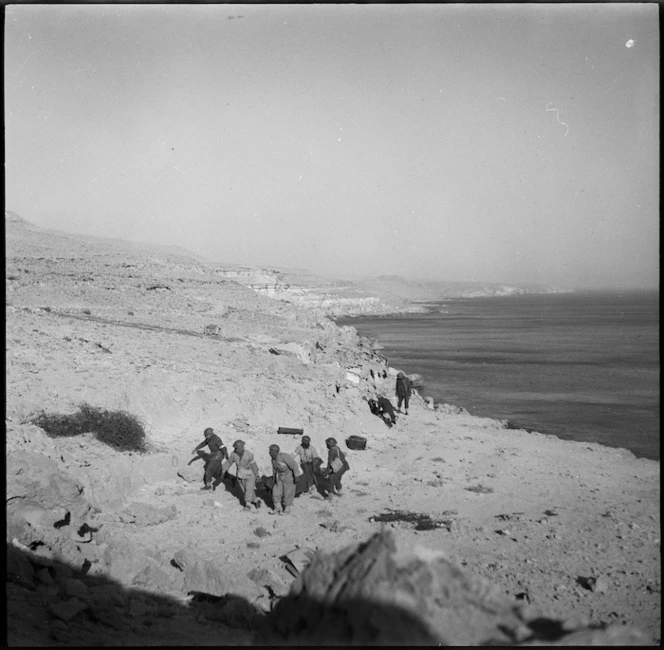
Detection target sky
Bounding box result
[4,4,659,290]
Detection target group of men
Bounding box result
[190,428,350,515]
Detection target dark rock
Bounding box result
[38,584,61,601]
[52,562,74,584]
[87,602,125,631]
[7,545,36,589]
[35,567,55,586]
[176,465,201,484]
[64,578,89,601]
[48,597,88,622]
[202,594,264,629]
[576,576,596,591]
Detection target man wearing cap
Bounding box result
[268,444,301,515]
[292,435,321,494]
[322,437,350,498]
[190,428,229,491]
[225,440,261,510]
[395,372,412,415]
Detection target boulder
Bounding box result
[171,549,263,601]
[7,451,91,528]
[269,342,311,364]
[260,530,648,646]
[248,567,290,598]
[132,557,184,592]
[64,578,89,601]
[102,538,150,585]
[171,549,228,596]
[74,456,143,511]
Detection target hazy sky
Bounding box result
[5,4,659,290]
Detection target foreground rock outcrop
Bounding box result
[261,530,648,646]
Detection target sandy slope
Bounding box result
[5,216,660,645]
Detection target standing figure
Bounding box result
[395,372,412,415]
[323,437,350,498]
[190,427,229,491]
[292,435,322,493]
[268,444,301,515]
[225,440,261,510]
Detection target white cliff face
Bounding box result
[211,266,418,317]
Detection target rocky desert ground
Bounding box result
[5,211,660,645]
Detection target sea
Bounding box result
[338,291,660,461]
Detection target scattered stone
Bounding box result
[176,466,201,483]
[86,603,125,631]
[118,502,177,527]
[48,618,70,642]
[64,578,89,601]
[593,576,609,594]
[35,567,55,586]
[576,575,597,591]
[283,547,316,574]
[38,583,61,601]
[248,567,290,598]
[320,520,351,533]
[70,530,93,543]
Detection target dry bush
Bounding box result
[31,402,148,453]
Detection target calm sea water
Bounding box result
[339,292,659,461]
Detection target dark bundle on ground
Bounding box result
[30,402,148,453]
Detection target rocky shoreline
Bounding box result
[6,213,660,645]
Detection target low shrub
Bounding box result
[31,402,148,453]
